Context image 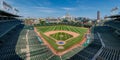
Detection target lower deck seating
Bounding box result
[49,55,61,60]
[97,47,120,60]
[27,30,54,60]
[113,30,120,39]
[93,24,120,60]
[104,20,120,29]
[0,20,22,37]
[0,24,24,60]
[68,33,102,60]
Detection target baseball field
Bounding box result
[35,25,88,52]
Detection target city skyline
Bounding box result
[6,0,120,19]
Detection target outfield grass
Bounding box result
[36,25,88,52]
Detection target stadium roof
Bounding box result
[0,10,20,17]
[107,14,120,18]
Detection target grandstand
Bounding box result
[0,6,23,60]
[68,15,120,60]
[0,1,120,60]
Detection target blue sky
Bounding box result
[5,0,120,19]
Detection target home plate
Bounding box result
[56,41,66,45]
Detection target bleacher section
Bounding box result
[0,24,24,60]
[0,4,25,59]
[68,33,102,60]
[68,19,120,60]
[28,30,54,60]
[97,47,120,60]
[114,30,120,39]
[104,20,120,29]
[15,28,27,59]
[61,46,84,60]
[104,19,120,38]
[67,26,102,60]
[0,20,22,37]
[95,20,120,60]
[94,26,120,48]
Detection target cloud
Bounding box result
[61,6,95,11]
[78,6,95,10]
[31,7,57,13]
[6,0,15,4]
[35,6,51,9]
[31,0,51,6]
[39,9,55,13]
[62,7,76,11]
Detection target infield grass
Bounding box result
[50,32,73,41]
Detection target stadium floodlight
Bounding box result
[13,8,19,14]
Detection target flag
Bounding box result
[14,8,19,13]
[2,1,12,11]
[111,7,118,12]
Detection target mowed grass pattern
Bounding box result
[50,32,73,41]
[36,25,88,51]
